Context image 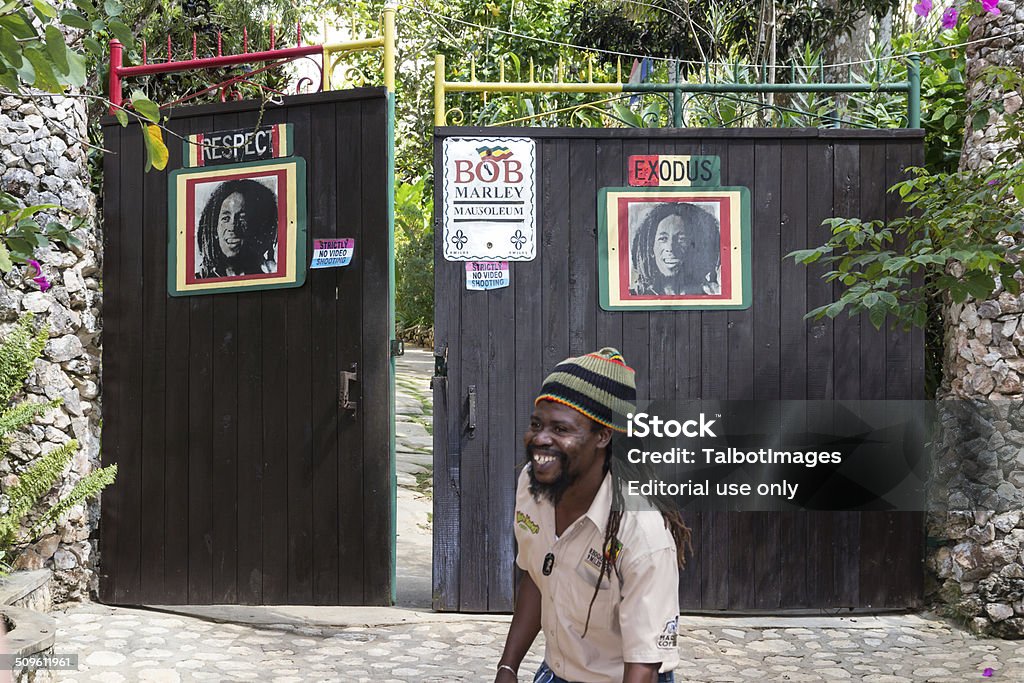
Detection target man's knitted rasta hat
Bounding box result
[535,347,636,432]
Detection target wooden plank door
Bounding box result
[100,88,393,605]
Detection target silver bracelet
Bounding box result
[497,663,518,678]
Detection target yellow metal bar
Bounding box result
[322,36,385,53]
[382,1,395,92]
[321,2,392,92]
[434,54,446,126]
[444,81,623,94]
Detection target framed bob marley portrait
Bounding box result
[597,186,751,311]
[167,157,307,296]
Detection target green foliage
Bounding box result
[0,314,116,573]
[0,0,87,92]
[112,0,306,106]
[0,190,83,271]
[568,0,900,71]
[789,68,1024,333]
[0,315,47,407]
[394,179,433,330]
[841,24,968,173]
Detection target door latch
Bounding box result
[340,363,358,414]
[390,339,405,357]
[466,384,477,436]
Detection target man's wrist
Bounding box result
[497,662,518,677]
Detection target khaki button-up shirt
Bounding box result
[514,466,680,683]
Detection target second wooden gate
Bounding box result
[432,127,925,613]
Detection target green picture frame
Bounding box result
[597,185,752,311]
[167,157,307,297]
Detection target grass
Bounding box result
[413,466,433,498]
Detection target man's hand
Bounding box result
[494,665,519,683]
[623,661,661,683]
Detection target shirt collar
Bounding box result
[583,470,614,533]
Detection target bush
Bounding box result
[395,179,434,337]
[0,314,116,573]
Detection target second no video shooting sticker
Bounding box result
[615,400,937,512]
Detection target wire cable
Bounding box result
[403,3,1024,72]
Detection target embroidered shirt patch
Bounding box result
[657,617,678,649]
[585,547,603,570]
[516,511,539,534]
[604,539,623,563]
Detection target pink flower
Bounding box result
[913,0,933,16]
[982,0,1000,15]
[983,667,994,677]
[25,260,50,292]
[941,6,959,28]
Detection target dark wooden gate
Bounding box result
[100,88,393,605]
[432,127,925,613]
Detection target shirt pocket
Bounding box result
[566,554,619,635]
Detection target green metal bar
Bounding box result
[907,54,921,129]
[443,81,913,95]
[673,87,682,127]
[624,81,912,94]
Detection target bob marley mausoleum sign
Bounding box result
[441,137,536,262]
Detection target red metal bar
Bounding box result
[243,27,248,53]
[296,21,301,47]
[270,23,275,51]
[167,35,172,61]
[108,39,123,112]
[142,39,147,65]
[217,31,222,56]
[159,56,296,109]
[115,44,323,78]
[192,33,197,60]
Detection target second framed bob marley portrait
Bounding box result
[168,157,307,297]
[597,186,751,311]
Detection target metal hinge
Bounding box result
[390,339,405,357]
[429,343,448,390]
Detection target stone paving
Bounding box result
[47,604,1024,681]
[43,348,1024,681]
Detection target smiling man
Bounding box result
[494,348,691,683]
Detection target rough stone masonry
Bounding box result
[0,90,103,603]
[930,1,1024,638]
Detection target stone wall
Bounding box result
[929,1,1024,637]
[0,92,103,603]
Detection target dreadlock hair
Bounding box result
[197,178,278,279]
[630,201,720,296]
[581,435,693,638]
